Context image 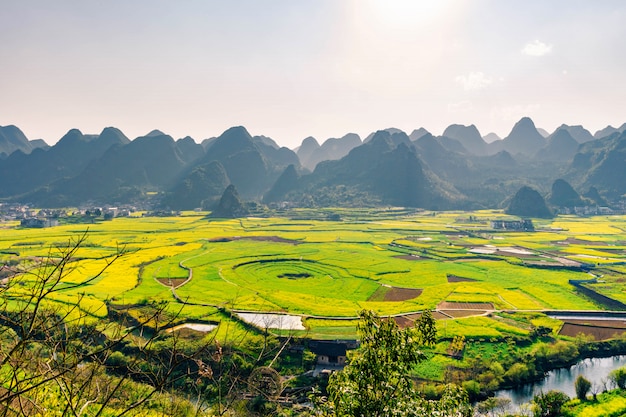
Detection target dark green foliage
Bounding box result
[324,310,471,417]
[210,184,249,218]
[506,185,554,218]
[548,179,585,208]
[574,375,591,400]
[532,390,569,417]
[609,366,626,389]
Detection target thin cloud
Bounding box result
[455,72,492,91]
[447,100,473,113]
[522,40,553,57]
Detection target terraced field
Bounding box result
[2,209,626,339]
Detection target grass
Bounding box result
[3,211,626,338]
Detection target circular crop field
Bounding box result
[233,258,338,280]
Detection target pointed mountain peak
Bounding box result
[409,128,430,141]
[98,127,130,145]
[364,127,404,143]
[510,117,537,132]
[146,129,166,137]
[209,126,255,155]
[301,136,319,147]
[210,184,248,218]
[56,128,85,146]
[501,117,546,155]
[483,132,501,143]
[177,136,197,144]
[556,124,594,143]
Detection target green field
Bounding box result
[2,209,626,339]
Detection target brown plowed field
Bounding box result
[156,278,188,288]
[383,287,423,301]
[437,301,494,310]
[559,322,626,340]
[440,309,486,318]
[446,274,477,283]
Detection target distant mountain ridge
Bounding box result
[0,117,624,212]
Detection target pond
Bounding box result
[495,355,626,410]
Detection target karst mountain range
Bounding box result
[1,117,626,213]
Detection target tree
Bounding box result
[609,366,626,389]
[574,375,591,401]
[0,232,209,416]
[322,310,472,417]
[532,390,569,417]
[475,396,511,417]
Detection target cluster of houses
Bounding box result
[0,203,138,228]
[554,206,616,216]
[490,219,535,231]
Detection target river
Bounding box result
[495,355,626,410]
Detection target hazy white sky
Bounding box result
[1,0,625,148]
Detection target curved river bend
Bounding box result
[496,355,626,410]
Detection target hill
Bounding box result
[506,186,553,218]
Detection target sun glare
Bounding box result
[367,0,451,27]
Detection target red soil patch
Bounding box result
[157,278,188,288]
[557,237,609,246]
[437,301,494,310]
[394,311,450,328]
[394,254,423,261]
[383,287,422,301]
[559,322,626,340]
[209,236,302,245]
[446,274,477,283]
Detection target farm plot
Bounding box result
[4,211,626,338]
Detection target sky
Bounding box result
[1,0,625,148]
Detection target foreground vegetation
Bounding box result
[3,209,626,415]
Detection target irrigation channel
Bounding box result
[495,355,626,412]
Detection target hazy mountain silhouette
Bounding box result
[557,124,594,143]
[547,179,585,208]
[566,130,626,199]
[363,127,403,143]
[537,128,550,138]
[0,127,129,199]
[506,186,553,218]
[274,130,462,208]
[298,133,362,170]
[442,124,487,155]
[164,160,229,210]
[0,125,48,156]
[409,128,430,142]
[536,128,580,161]
[199,126,271,199]
[483,132,501,143]
[489,117,546,156]
[594,123,626,139]
[176,136,205,163]
[263,164,300,203]
[26,132,187,206]
[1,119,626,210]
